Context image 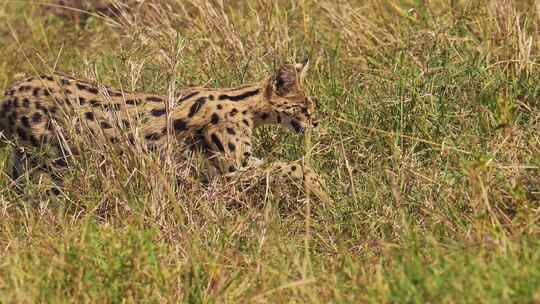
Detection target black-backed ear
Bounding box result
[275,65,297,96]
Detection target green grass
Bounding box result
[0,0,539,302]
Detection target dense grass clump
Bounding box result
[0,0,539,302]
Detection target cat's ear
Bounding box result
[275,64,297,96]
[294,58,309,84]
[274,59,309,96]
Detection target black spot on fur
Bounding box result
[127,134,136,145]
[151,108,167,116]
[211,113,220,124]
[9,111,17,121]
[146,96,163,103]
[243,152,251,157]
[19,85,32,92]
[49,106,58,114]
[88,87,99,94]
[16,128,28,141]
[60,79,70,85]
[22,98,30,108]
[78,97,87,105]
[103,103,122,111]
[29,135,39,147]
[53,158,67,167]
[43,89,51,96]
[85,112,95,120]
[12,98,19,108]
[229,108,238,116]
[209,95,215,101]
[228,165,236,173]
[21,115,30,128]
[178,91,198,102]
[32,112,42,123]
[277,115,282,123]
[109,137,120,144]
[260,113,270,120]
[189,97,207,117]
[146,144,158,152]
[76,83,99,94]
[226,127,236,135]
[200,138,211,151]
[242,119,250,127]
[145,132,161,141]
[32,88,41,97]
[121,120,130,129]
[173,119,187,131]
[228,142,236,151]
[211,133,225,152]
[34,101,43,111]
[108,90,123,97]
[291,165,297,171]
[218,89,260,101]
[1,102,10,113]
[100,121,112,129]
[41,75,54,81]
[126,99,140,105]
[217,104,223,110]
[184,130,207,151]
[89,99,99,107]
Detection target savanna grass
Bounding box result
[0,0,539,302]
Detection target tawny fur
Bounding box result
[0,62,328,200]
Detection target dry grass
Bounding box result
[0,0,539,302]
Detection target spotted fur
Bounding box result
[0,61,327,200]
